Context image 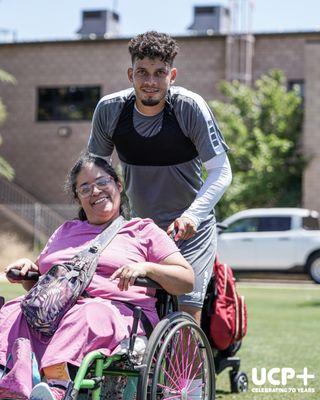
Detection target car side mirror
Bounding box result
[217,222,228,235]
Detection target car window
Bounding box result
[224,218,259,233]
[302,216,320,230]
[257,217,291,232]
[224,216,291,233]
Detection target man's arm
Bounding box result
[168,88,231,240]
[88,100,115,158]
[167,153,232,240]
[182,152,232,227]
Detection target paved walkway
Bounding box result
[239,281,319,289]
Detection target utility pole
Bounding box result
[226,0,255,85]
[0,1,17,42]
[112,0,118,12]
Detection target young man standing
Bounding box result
[88,31,232,325]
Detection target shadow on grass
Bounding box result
[298,300,320,307]
[215,389,234,397]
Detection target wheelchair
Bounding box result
[2,270,215,399]
[1,267,247,399]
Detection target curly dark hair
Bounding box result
[128,31,179,66]
[66,151,130,221]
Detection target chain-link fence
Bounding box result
[0,175,79,250]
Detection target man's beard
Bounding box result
[141,98,161,107]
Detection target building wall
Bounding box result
[0,40,129,204]
[252,34,306,81]
[175,36,226,99]
[0,32,319,211]
[303,41,320,211]
[0,36,226,205]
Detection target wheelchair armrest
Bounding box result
[135,278,179,316]
[134,277,162,289]
[6,268,40,282]
[6,269,162,289]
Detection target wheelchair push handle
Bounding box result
[6,268,40,282]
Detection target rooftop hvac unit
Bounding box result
[188,5,231,35]
[77,9,120,39]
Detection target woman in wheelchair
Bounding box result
[0,152,194,400]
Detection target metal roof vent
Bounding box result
[188,5,230,35]
[77,9,120,39]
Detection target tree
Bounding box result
[210,69,305,219]
[0,68,15,180]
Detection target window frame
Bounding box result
[36,85,101,122]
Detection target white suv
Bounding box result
[217,208,320,283]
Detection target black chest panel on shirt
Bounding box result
[112,94,198,166]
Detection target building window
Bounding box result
[37,86,101,121]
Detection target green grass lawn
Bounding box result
[216,283,320,400]
[1,281,319,399]
[0,281,25,300]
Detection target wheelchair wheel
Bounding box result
[230,371,249,393]
[138,313,215,399]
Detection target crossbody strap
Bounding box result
[76,216,125,261]
[91,215,125,254]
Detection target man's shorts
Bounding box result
[177,215,216,309]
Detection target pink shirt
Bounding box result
[37,218,179,312]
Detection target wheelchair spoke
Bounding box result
[183,331,201,382]
[158,365,181,391]
[163,348,182,384]
[188,382,205,394]
[155,324,212,399]
[188,359,205,384]
[174,332,188,374]
[181,328,193,381]
[138,315,215,400]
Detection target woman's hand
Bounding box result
[5,258,39,284]
[109,263,148,291]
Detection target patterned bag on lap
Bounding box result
[20,216,124,337]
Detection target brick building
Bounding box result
[0,32,319,214]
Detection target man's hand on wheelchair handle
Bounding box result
[5,258,39,284]
[110,263,148,291]
[167,216,197,241]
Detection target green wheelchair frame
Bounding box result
[69,350,138,399]
[57,280,215,400]
[2,266,249,399]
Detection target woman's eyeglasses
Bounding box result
[76,176,114,198]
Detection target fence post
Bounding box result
[33,203,42,253]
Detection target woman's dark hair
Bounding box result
[66,151,130,221]
[128,31,179,66]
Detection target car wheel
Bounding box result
[307,253,320,284]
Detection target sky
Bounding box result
[0,0,319,42]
